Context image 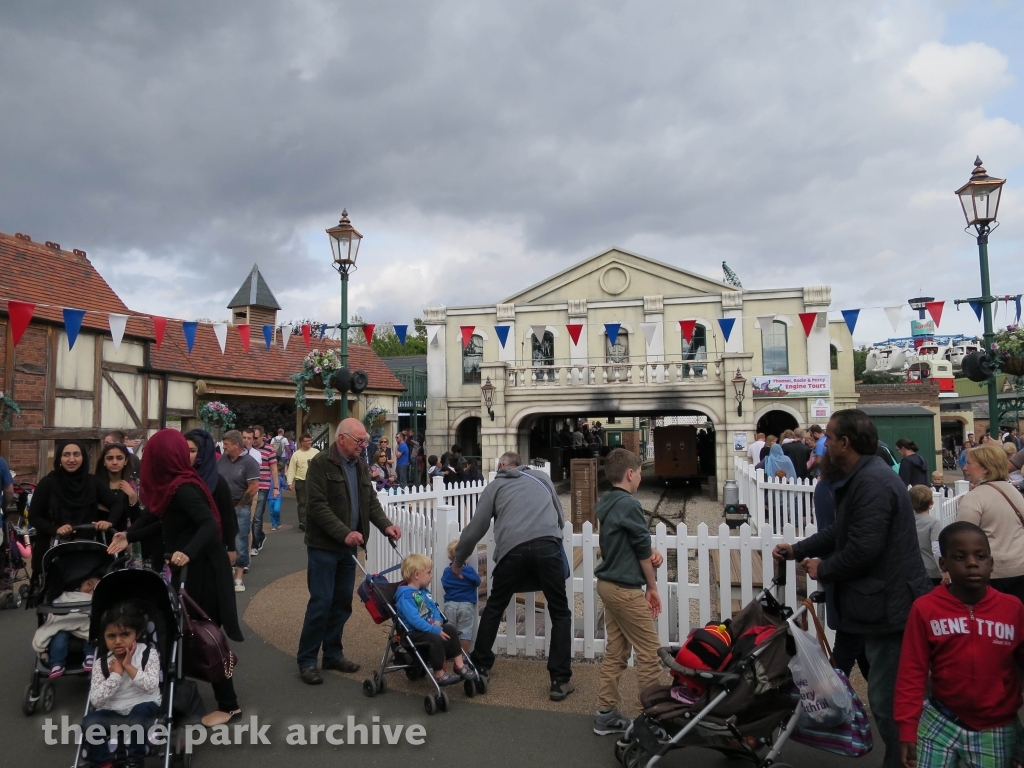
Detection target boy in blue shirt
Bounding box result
[396,554,477,686]
[442,540,480,653]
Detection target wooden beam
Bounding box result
[2,321,12,460]
[45,327,56,427]
[93,335,102,428]
[101,370,142,428]
[101,361,139,375]
[56,388,95,400]
[14,362,46,375]
[140,373,149,431]
[1,427,129,441]
[166,408,195,417]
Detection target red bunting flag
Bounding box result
[7,301,35,347]
[301,323,311,348]
[363,324,375,344]
[150,316,167,350]
[679,319,696,344]
[237,324,251,352]
[798,312,818,337]
[567,324,583,345]
[925,301,944,327]
[460,325,476,349]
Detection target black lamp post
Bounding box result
[326,210,363,419]
[481,377,496,421]
[732,368,747,417]
[955,157,1006,438]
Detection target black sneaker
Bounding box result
[299,667,323,685]
[550,680,575,701]
[322,657,360,673]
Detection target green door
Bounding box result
[872,416,936,474]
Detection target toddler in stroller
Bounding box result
[32,573,99,677]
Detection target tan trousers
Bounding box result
[596,579,663,712]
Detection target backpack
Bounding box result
[273,436,286,459]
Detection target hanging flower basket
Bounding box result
[363,406,388,431]
[0,390,21,431]
[292,348,343,411]
[992,326,1024,377]
[198,401,237,438]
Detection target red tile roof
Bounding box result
[148,324,406,392]
[0,230,154,339]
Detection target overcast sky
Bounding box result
[2,0,1022,347]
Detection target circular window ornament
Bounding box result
[599,265,630,295]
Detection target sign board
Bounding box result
[911,319,935,338]
[733,432,748,452]
[570,458,599,532]
[810,398,832,421]
[752,374,830,398]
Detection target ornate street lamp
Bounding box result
[731,368,747,417]
[326,210,363,419]
[955,158,1007,438]
[481,377,496,421]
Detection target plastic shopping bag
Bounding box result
[789,625,854,728]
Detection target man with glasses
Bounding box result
[297,418,402,685]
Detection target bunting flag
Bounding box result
[237,323,251,352]
[460,325,476,349]
[182,321,198,353]
[428,325,440,345]
[531,325,548,343]
[798,312,817,337]
[301,323,311,348]
[63,308,86,350]
[717,317,735,342]
[640,322,657,346]
[756,314,777,331]
[362,324,375,344]
[566,324,583,345]
[212,323,227,353]
[281,324,293,350]
[1016,295,1022,324]
[969,301,983,322]
[108,313,128,352]
[263,324,274,350]
[151,316,167,350]
[7,300,35,346]
[841,309,860,335]
[494,325,510,348]
[925,301,944,327]
[394,324,408,345]
[679,319,696,344]
[884,305,903,332]
[318,323,327,339]
[605,323,621,346]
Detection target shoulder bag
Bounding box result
[986,482,1024,530]
[179,588,237,683]
[520,471,571,583]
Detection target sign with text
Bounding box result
[810,398,832,420]
[751,374,831,398]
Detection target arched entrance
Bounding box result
[456,417,482,465]
[756,409,799,439]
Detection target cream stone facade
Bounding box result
[424,248,857,493]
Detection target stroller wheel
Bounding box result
[41,682,55,713]
[437,692,449,713]
[373,672,387,694]
[19,584,28,602]
[362,679,377,698]
[623,741,648,768]
[614,739,629,763]
[474,675,488,695]
[423,695,437,715]
[463,679,476,698]
[21,683,37,716]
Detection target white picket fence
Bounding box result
[733,457,817,536]
[932,481,970,527]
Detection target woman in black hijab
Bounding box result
[184,428,238,561]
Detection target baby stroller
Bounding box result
[613,570,823,768]
[72,566,201,768]
[355,548,488,714]
[1,504,33,610]
[23,529,121,716]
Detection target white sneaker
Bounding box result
[234,579,245,592]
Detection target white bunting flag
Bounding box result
[108,313,128,351]
[531,325,548,342]
[281,325,293,350]
[212,323,227,353]
[640,322,657,346]
[756,314,777,330]
[884,306,902,332]
[428,326,441,345]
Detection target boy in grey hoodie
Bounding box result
[592,449,663,736]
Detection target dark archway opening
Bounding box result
[456,417,482,467]
[756,410,799,439]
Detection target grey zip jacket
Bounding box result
[454,466,564,567]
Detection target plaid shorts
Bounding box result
[917,701,1022,768]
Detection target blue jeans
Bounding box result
[234,506,251,569]
[296,547,356,669]
[864,632,904,768]
[80,700,161,764]
[252,490,269,549]
[397,464,409,488]
[48,631,93,668]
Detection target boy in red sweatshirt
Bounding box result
[895,521,1024,768]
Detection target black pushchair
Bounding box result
[0,501,33,609]
[355,548,488,714]
[23,529,121,716]
[614,572,823,768]
[72,566,202,768]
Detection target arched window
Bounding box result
[761,321,789,375]
[463,334,483,384]
[830,344,839,370]
[682,323,707,376]
[532,330,555,381]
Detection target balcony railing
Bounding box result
[506,359,722,388]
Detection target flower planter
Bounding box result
[1001,356,1024,376]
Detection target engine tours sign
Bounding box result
[751,374,831,398]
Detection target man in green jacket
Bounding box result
[297,418,402,685]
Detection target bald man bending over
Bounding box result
[297,418,401,685]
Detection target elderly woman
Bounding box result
[957,443,1024,603]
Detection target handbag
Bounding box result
[179,588,238,683]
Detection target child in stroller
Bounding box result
[32,573,99,677]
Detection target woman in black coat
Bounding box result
[184,428,238,560]
[896,438,930,488]
[108,429,243,727]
